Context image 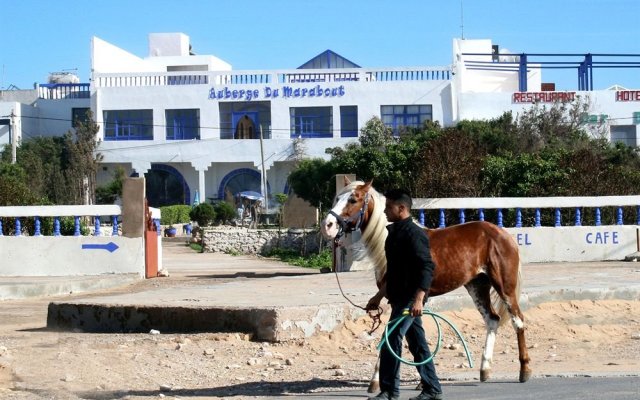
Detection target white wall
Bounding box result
[506,226,638,263]
[0,236,144,276]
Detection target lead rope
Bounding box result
[332,235,383,334]
[377,308,474,368]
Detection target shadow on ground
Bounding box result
[72,378,366,399]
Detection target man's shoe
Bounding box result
[409,390,444,400]
[368,391,400,400]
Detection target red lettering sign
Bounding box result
[512,92,576,104]
[616,91,640,102]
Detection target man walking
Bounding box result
[366,189,443,400]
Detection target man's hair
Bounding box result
[384,188,413,209]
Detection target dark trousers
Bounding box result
[379,303,442,396]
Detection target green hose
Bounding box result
[376,308,474,368]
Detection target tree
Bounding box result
[64,111,102,204]
[287,158,336,215]
[96,166,125,204]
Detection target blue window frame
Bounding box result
[380,105,432,135]
[103,110,153,141]
[166,109,200,140]
[340,106,358,137]
[290,107,333,138]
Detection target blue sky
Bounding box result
[2,0,639,91]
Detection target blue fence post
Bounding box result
[112,216,119,236]
[478,208,485,221]
[53,217,60,236]
[497,209,503,227]
[554,208,561,227]
[515,208,522,228]
[438,209,445,228]
[0,220,3,236]
[15,218,21,236]
[535,209,541,227]
[419,209,425,225]
[637,206,640,225]
[459,209,465,224]
[155,219,161,236]
[34,217,41,236]
[94,216,101,236]
[595,208,601,226]
[616,207,623,225]
[74,216,81,236]
[575,208,581,226]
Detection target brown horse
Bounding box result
[320,180,531,391]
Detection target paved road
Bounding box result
[75,376,639,399]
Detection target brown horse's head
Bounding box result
[320,179,376,240]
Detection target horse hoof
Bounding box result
[519,369,532,383]
[480,369,491,382]
[367,381,380,393]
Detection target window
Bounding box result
[166,109,200,140]
[380,105,432,135]
[610,125,637,147]
[340,106,358,137]
[72,108,91,128]
[103,110,153,140]
[290,107,333,138]
[219,102,271,139]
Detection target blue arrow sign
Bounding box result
[81,242,119,253]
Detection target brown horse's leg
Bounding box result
[489,265,532,383]
[505,300,532,382]
[465,275,500,382]
[368,354,380,393]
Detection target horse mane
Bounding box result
[336,181,388,283]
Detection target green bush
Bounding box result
[214,201,237,224]
[189,203,216,227]
[263,248,332,270]
[159,205,192,226]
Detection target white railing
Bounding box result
[412,195,640,228]
[92,66,453,88]
[0,205,161,236]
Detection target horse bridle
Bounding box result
[329,191,370,240]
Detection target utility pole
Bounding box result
[10,109,17,164]
[259,125,269,219]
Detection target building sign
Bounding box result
[615,90,640,102]
[208,85,346,101]
[512,91,576,103]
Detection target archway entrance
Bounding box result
[233,113,258,139]
[145,165,190,207]
[218,168,271,204]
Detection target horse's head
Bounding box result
[320,178,375,240]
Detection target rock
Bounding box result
[631,333,640,340]
[149,329,161,335]
[448,343,461,350]
[203,349,215,356]
[159,384,172,392]
[333,369,346,376]
[285,358,293,366]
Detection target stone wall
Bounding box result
[202,226,325,255]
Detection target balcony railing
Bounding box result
[38,83,90,99]
[92,67,452,88]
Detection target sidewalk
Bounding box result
[38,239,640,341]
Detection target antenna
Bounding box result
[460,0,465,39]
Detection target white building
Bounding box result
[2,33,639,210]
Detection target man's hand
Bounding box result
[366,294,382,311]
[410,289,427,317]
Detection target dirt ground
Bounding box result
[0,283,638,400]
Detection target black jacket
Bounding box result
[384,216,436,306]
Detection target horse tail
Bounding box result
[490,263,521,327]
